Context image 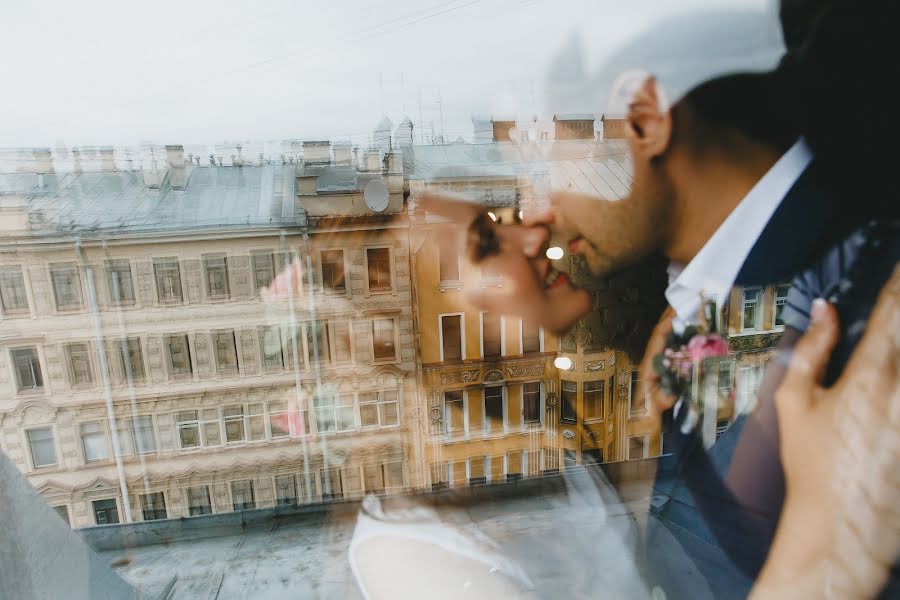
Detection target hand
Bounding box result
[754,266,900,598]
[420,193,591,334]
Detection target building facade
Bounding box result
[0,143,419,527]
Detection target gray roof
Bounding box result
[1,164,305,237]
[403,139,632,200]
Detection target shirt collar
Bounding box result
[665,138,813,330]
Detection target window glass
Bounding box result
[523,382,541,424]
[321,250,345,291]
[27,427,56,467]
[440,314,462,361]
[443,390,465,434]
[372,318,396,361]
[66,342,94,386]
[560,380,577,422]
[12,347,43,391]
[0,267,28,314]
[186,486,212,516]
[92,499,119,525]
[366,248,392,291]
[774,283,790,327]
[140,492,167,521]
[81,421,108,462]
[153,258,183,303]
[166,335,192,377]
[484,386,504,432]
[214,331,239,374]
[204,255,229,299]
[584,380,604,420]
[106,259,135,305]
[50,263,82,310]
[521,319,541,353]
[252,252,276,293]
[482,312,501,357]
[230,480,255,511]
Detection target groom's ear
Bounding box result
[627,77,672,160]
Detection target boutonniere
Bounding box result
[652,298,729,433]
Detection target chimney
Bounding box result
[298,174,319,196]
[386,150,402,175]
[143,149,161,189]
[491,120,516,142]
[333,144,352,165]
[302,141,331,165]
[32,148,54,174]
[364,149,382,173]
[72,148,83,173]
[99,147,116,172]
[165,145,187,189]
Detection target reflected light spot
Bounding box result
[546,246,564,260]
[554,356,572,370]
[487,211,497,222]
[517,209,524,221]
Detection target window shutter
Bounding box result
[182,259,202,303]
[240,329,258,375]
[192,333,213,377]
[28,266,52,314]
[133,260,154,306]
[228,255,252,300]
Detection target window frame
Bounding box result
[364,245,394,294]
[318,248,348,294]
[740,287,762,332]
[230,479,256,511]
[583,379,604,422]
[442,389,468,436]
[212,330,240,375]
[628,369,645,416]
[79,420,110,463]
[519,319,543,354]
[371,317,399,363]
[164,334,193,380]
[479,311,504,359]
[358,389,400,429]
[26,426,58,470]
[139,491,168,521]
[10,345,44,393]
[65,341,95,387]
[482,384,506,434]
[438,312,465,362]
[521,381,543,426]
[105,258,136,306]
[560,379,577,423]
[49,262,84,312]
[774,283,790,329]
[153,257,184,304]
[202,254,230,300]
[186,485,213,516]
[0,265,30,316]
[628,435,648,460]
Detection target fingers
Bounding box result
[778,299,840,407]
[638,306,677,417]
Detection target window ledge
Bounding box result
[438,280,463,291]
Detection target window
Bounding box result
[443,390,465,434]
[481,312,501,358]
[231,480,255,511]
[259,326,285,370]
[153,258,183,303]
[438,240,460,282]
[314,394,355,433]
[92,499,120,525]
[80,421,108,462]
[628,436,646,460]
[321,249,345,291]
[305,321,329,365]
[359,390,399,427]
[274,474,299,506]
[560,380,577,422]
[584,380,604,420]
[177,410,202,449]
[629,370,642,414]
[522,382,541,424]
[27,427,56,468]
[165,334,192,378]
[186,486,212,516]
[366,247,392,292]
[484,386,504,432]
[247,403,266,441]
[372,318,396,361]
[469,456,487,485]
[11,346,43,391]
[364,462,403,494]
[214,331,239,374]
[741,287,762,331]
[583,449,604,465]
[440,314,463,361]
[251,252,276,293]
[105,259,135,305]
[223,405,245,443]
[65,342,94,386]
[330,321,352,364]
[563,449,578,469]
[50,263,82,310]
[51,505,70,526]
[203,255,229,299]
[774,284,790,327]
[268,401,290,438]
[0,267,28,314]
[115,416,156,456]
[115,338,145,382]
[521,320,541,353]
[321,468,343,500]
[718,361,734,402]
[140,492,167,521]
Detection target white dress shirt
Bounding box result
[665,138,813,331]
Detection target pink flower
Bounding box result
[686,334,729,362]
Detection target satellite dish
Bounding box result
[364,179,390,213]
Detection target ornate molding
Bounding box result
[506,363,544,378]
[727,332,782,353]
[483,369,504,383]
[441,369,480,385]
[584,359,605,372]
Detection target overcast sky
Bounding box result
[0,0,768,149]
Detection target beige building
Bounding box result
[0,142,419,527]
